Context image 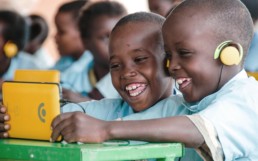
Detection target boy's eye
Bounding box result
[134,56,148,63]
[178,50,192,57]
[110,63,120,70]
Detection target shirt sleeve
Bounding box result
[187,115,224,161]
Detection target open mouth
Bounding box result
[125,83,147,97]
[176,78,191,90]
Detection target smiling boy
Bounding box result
[46,0,258,160]
[0,12,181,139]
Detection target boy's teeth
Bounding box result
[177,79,183,84]
[176,78,190,85]
[125,83,147,97]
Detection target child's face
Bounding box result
[55,12,84,57]
[84,15,121,68]
[163,10,222,103]
[109,22,172,112]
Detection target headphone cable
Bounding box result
[216,65,224,92]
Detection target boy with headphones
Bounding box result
[0,10,40,100]
[50,0,257,160]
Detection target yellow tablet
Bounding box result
[14,69,60,83]
[2,81,61,141]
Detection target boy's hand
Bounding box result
[51,112,108,143]
[0,105,10,138]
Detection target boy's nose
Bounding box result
[169,58,181,72]
[120,68,137,79]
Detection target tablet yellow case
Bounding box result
[2,81,61,141]
[14,69,60,83]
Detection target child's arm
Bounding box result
[51,114,204,148]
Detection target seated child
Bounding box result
[0,10,40,100]
[48,0,257,160]
[24,14,55,69]
[0,11,177,139]
[61,1,127,102]
[52,0,88,72]
[0,11,199,160]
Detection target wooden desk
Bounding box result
[0,139,184,161]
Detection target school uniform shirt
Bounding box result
[62,95,203,161]
[2,51,41,80]
[52,56,75,72]
[30,47,55,69]
[186,70,258,161]
[60,50,94,95]
[244,31,258,72]
[95,73,120,99]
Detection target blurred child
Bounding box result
[148,0,183,17]
[61,1,127,102]
[49,0,257,160]
[0,10,40,100]
[53,0,89,72]
[24,14,55,69]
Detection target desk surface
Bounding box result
[0,139,184,161]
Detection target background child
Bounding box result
[52,0,88,72]
[24,14,55,69]
[0,10,40,100]
[48,0,257,160]
[61,1,127,102]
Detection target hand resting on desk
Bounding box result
[51,112,109,143]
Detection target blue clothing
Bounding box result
[52,56,75,72]
[186,70,258,160]
[62,95,202,161]
[59,51,94,95]
[244,32,258,72]
[95,73,120,98]
[2,51,41,80]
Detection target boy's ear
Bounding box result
[213,40,243,66]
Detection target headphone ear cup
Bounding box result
[164,58,171,76]
[220,46,241,66]
[214,41,243,66]
[3,41,18,58]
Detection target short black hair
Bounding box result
[112,12,165,32]
[172,0,253,61]
[0,10,28,51]
[112,11,165,47]
[78,1,127,39]
[57,0,88,22]
[27,14,49,44]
